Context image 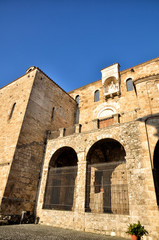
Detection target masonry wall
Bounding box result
[1,69,76,215]
[36,120,159,239]
[69,58,159,128]
[36,58,159,239]
[0,72,36,209]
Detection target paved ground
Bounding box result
[0,224,129,240]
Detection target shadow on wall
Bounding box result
[137,113,159,205]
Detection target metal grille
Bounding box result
[43,166,77,211]
[85,161,129,215]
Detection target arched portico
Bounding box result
[43,147,78,211]
[85,138,129,215]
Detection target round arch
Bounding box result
[97,107,116,119]
[85,135,128,159]
[85,138,129,215]
[103,76,117,86]
[43,146,78,211]
[49,146,78,167]
[86,138,126,164]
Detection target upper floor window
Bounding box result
[126,78,134,92]
[9,102,16,120]
[51,107,55,120]
[75,95,79,105]
[94,90,100,102]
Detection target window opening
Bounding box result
[51,107,55,120]
[75,95,80,124]
[9,103,16,120]
[75,107,80,124]
[75,95,79,105]
[126,78,133,91]
[94,90,100,102]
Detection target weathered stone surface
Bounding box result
[0,224,128,240]
[1,58,159,239]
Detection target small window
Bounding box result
[75,107,80,124]
[51,107,55,120]
[9,103,16,120]
[75,95,79,105]
[126,78,133,91]
[94,90,99,102]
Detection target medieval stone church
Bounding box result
[0,57,159,239]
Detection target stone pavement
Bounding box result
[0,224,129,240]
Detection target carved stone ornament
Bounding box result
[101,63,120,99]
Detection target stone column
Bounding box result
[75,124,82,133]
[113,113,120,124]
[92,119,99,129]
[73,151,87,231]
[59,128,65,137]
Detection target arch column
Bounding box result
[74,151,87,213]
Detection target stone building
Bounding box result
[0,58,159,239]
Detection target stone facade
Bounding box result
[0,67,76,216]
[0,58,159,239]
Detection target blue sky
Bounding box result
[0,0,159,91]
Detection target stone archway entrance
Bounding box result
[85,138,129,215]
[43,147,78,211]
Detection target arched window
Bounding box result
[94,90,99,102]
[51,107,55,120]
[75,108,80,124]
[85,138,129,215]
[43,147,78,211]
[75,95,80,124]
[126,78,134,92]
[9,102,16,120]
[75,95,79,105]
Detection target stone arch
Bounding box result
[94,89,100,102]
[153,140,159,205]
[85,138,129,215]
[43,146,78,211]
[97,106,116,119]
[103,76,118,94]
[126,78,134,92]
[85,134,128,157]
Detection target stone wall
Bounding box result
[69,58,159,126]
[1,68,76,215]
[36,120,159,239]
[0,57,159,238]
[0,71,36,209]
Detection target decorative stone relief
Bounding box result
[97,107,115,119]
[101,63,120,99]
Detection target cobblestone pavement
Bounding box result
[0,224,129,240]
